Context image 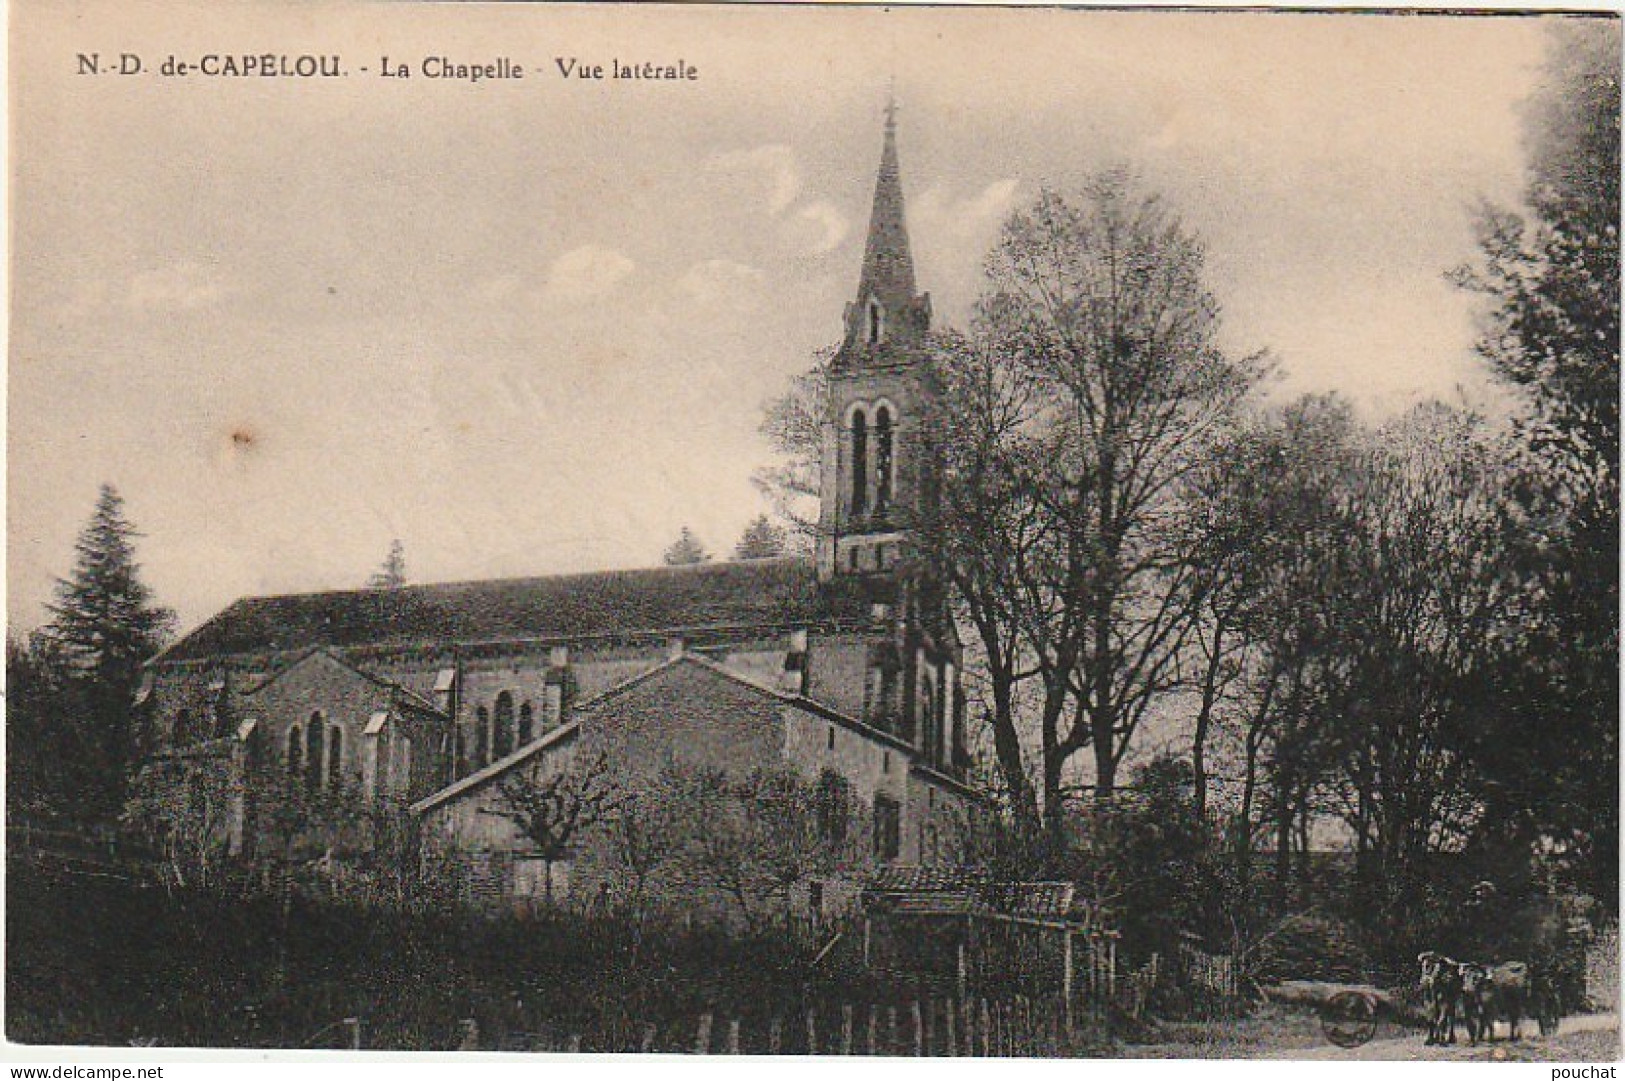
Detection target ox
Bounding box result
[1460,961,1529,1044]
[1418,951,1466,1045]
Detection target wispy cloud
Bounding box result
[915,178,1020,238]
[783,201,848,256]
[709,144,803,215]
[541,245,636,304]
[126,262,228,313]
[677,259,765,307]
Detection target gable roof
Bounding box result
[862,867,1084,925]
[238,646,442,715]
[410,652,946,817]
[410,653,762,816]
[410,718,581,816]
[157,557,864,664]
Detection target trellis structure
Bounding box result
[859,867,1119,1024]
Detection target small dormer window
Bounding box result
[868,300,883,344]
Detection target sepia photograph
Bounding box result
[5,1,1620,1068]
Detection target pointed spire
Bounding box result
[856,96,918,315]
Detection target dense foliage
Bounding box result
[9,485,172,825]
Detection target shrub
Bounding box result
[1245,912,1374,984]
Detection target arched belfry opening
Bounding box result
[812,103,968,776]
[850,408,869,517]
[874,405,894,517]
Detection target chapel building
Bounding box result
[136,110,977,905]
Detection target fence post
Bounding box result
[566,1033,581,1053]
[769,1016,783,1055]
[694,1012,713,1055]
[979,999,991,1057]
[888,1005,899,1054]
[912,1000,924,1056]
[1063,931,1074,1033]
[866,1004,878,1055]
[1108,934,1119,999]
[961,997,974,1057]
[944,997,956,1056]
[727,1019,741,1055]
[840,1004,854,1055]
[457,1019,479,1051]
[805,1007,818,1054]
[640,1023,656,1053]
[341,1017,363,1050]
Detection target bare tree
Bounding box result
[122,752,236,889]
[952,174,1269,838]
[608,770,685,928]
[483,753,621,903]
[668,765,864,932]
[753,352,832,543]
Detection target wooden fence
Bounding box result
[456,993,1105,1055]
[1179,941,1241,1000]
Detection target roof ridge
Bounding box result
[211,554,816,606]
[151,554,839,664]
[240,645,437,711]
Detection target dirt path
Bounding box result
[1261,1012,1620,1061]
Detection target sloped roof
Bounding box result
[238,646,442,715]
[410,719,581,816]
[410,653,790,816]
[409,653,915,816]
[863,866,1083,924]
[159,557,862,663]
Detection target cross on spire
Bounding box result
[856,95,917,319]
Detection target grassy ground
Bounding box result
[1120,1004,1408,1058]
[1123,1002,1620,1061]
[1486,1028,1620,1062]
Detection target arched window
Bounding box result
[493,692,515,760]
[874,406,894,516]
[850,409,869,517]
[328,726,343,789]
[305,713,325,791]
[868,300,883,344]
[814,769,852,846]
[920,678,937,761]
[519,702,534,747]
[453,726,467,780]
[287,724,303,779]
[475,706,490,769]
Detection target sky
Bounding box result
[8,2,1564,637]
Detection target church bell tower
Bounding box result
[816,103,964,775]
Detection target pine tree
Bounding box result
[367,539,408,589]
[733,515,787,560]
[43,484,173,811]
[662,526,711,566]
